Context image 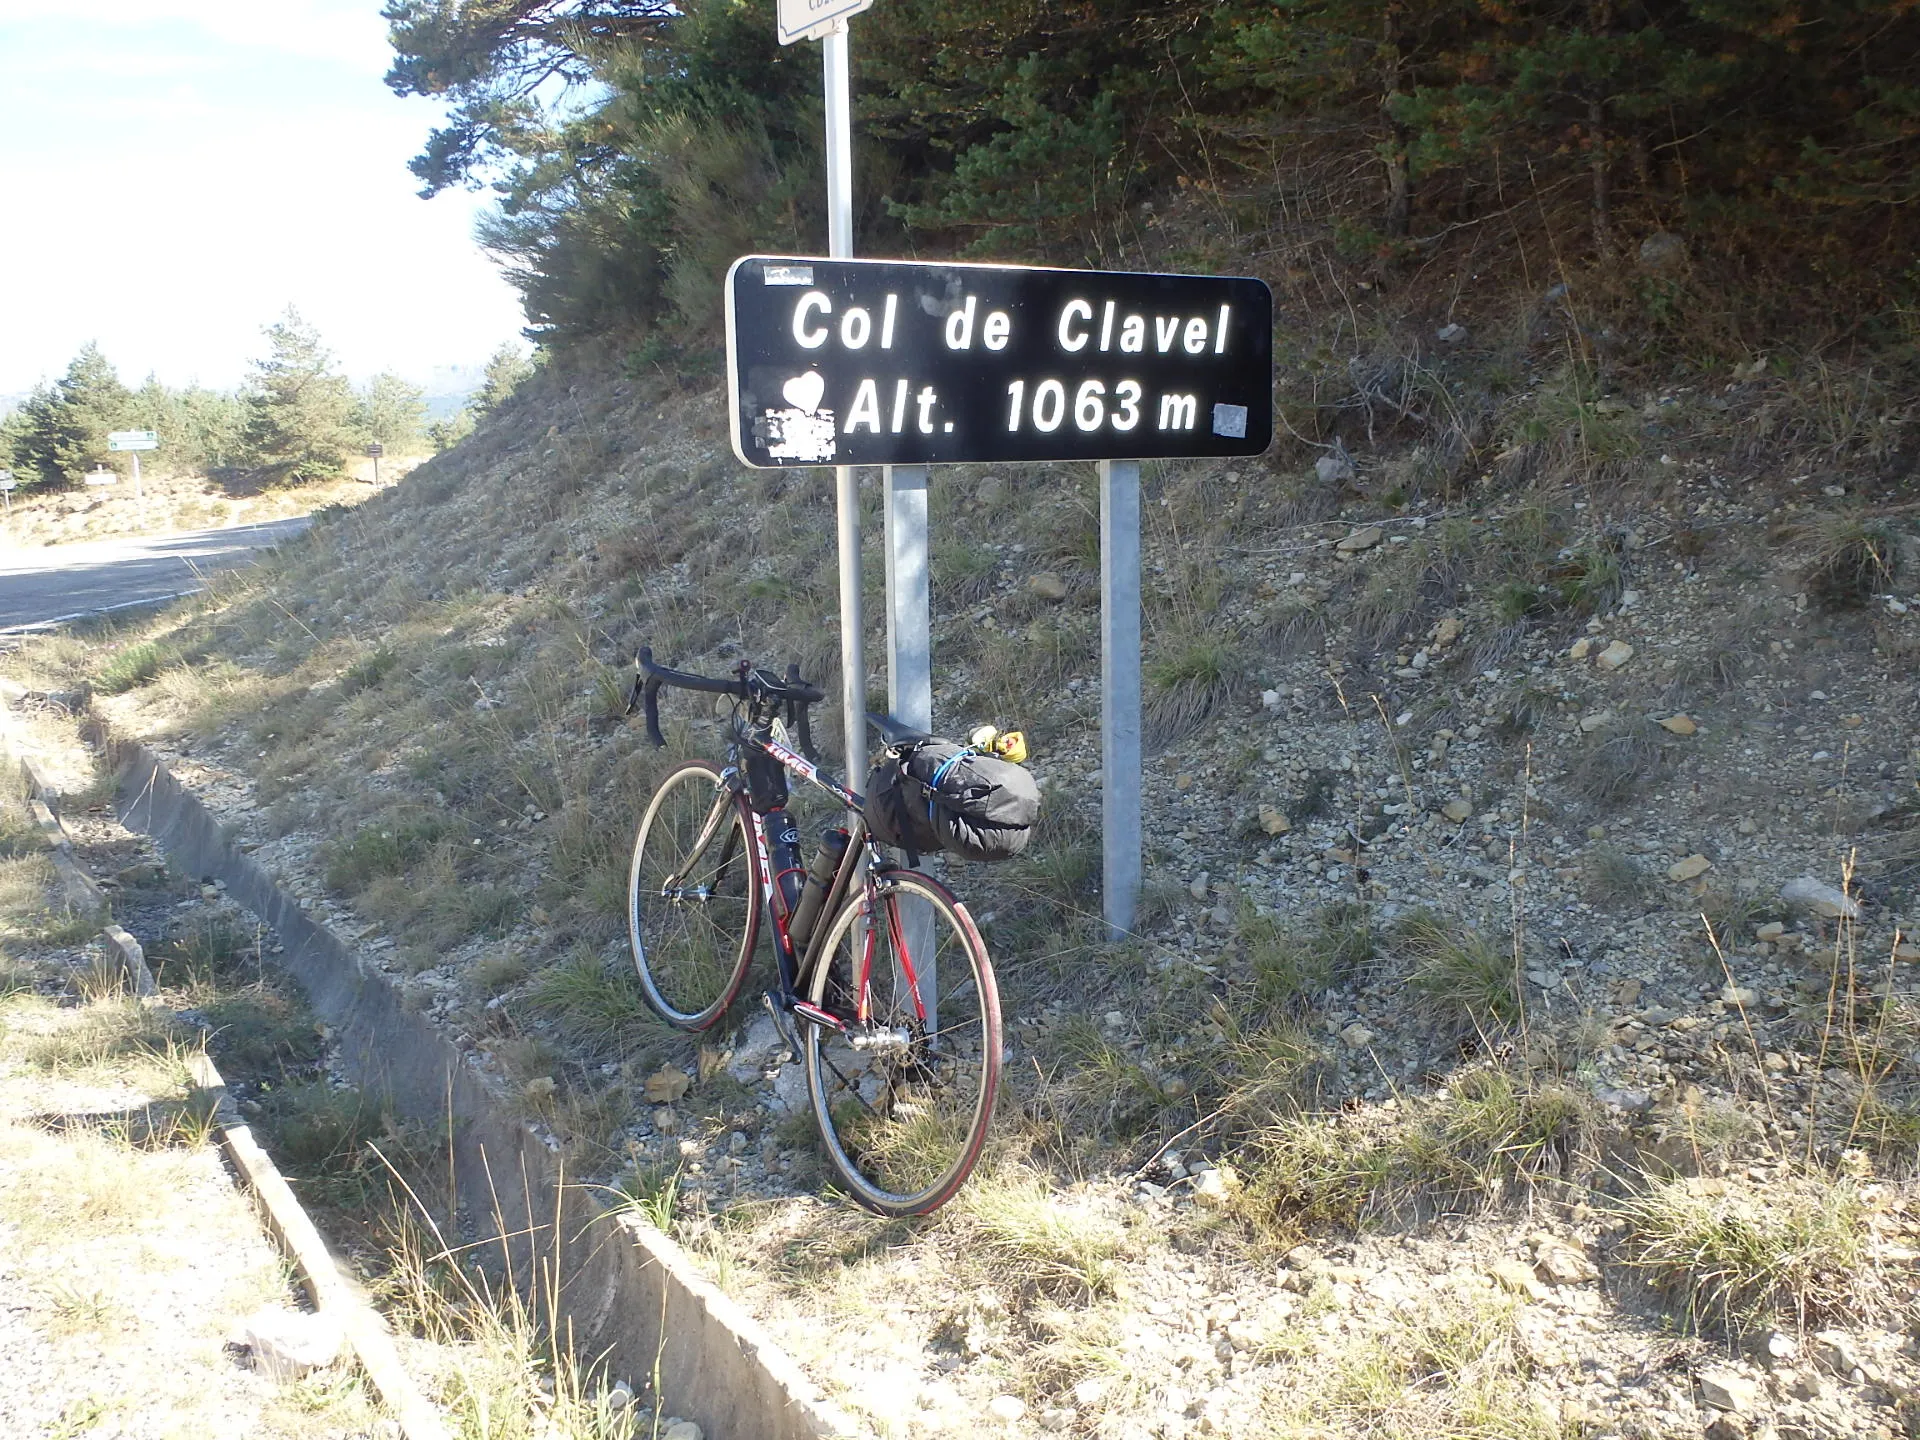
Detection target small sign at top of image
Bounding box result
[777,0,873,45]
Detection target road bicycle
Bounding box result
[625,647,1002,1217]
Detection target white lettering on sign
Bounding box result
[1005,377,1144,434]
[945,294,975,349]
[1158,393,1198,430]
[841,379,951,436]
[840,307,871,348]
[794,291,831,348]
[1049,302,1233,356]
[848,379,881,432]
[1058,299,1092,352]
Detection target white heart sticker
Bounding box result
[782,371,826,413]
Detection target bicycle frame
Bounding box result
[683,715,919,1039]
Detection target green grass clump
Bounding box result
[1238,901,1375,1014]
[322,817,459,892]
[1144,631,1238,750]
[93,640,180,695]
[1267,1291,1559,1439]
[1394,910,1519,1030]
[526,951,671,1062]
[1617,1174,1879,1336]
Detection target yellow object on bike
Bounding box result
[968,725,1029,765]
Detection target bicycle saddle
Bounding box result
[867,711,934,748]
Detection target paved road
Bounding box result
[0,516,311,633]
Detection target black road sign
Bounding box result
[724,255,1272,468]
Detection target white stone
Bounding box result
[988,1394,1027,1423]
[1697,1367,1758,1414]
[1811,1330,1863,1377]
[244,1307,343,1381]
[1780,876,1860,919]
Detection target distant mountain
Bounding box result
[416,362,485,421]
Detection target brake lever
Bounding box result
[642,672,666,748]
[784,663,820,762]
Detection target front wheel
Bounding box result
[628,761,760,1031]
[802,869,1001,1216]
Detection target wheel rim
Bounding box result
[629,766,756,1027]
[804,874,998,1214]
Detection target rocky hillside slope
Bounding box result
[14,272,1920,1437]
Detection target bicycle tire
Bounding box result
[628,761,761,1031]
[802,869,1001,1216]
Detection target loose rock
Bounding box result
[1697,1367,1759,1414]
[1336,527,1383,554]
[1668,854,1713,883]
[1779,877,1859,920]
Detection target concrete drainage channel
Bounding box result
[10,697,850,1440]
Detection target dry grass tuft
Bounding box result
[1616,1174,1882,1336]
[952,1169,1127,1299]
[1246,1068,1594,1234]
[1801,512,1897,609]
[1564,718,1669,808]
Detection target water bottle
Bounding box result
[787,827,850,954]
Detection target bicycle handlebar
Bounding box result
[632,646,826,755]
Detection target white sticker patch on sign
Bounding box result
[758,408,838,462]
[764,265,814,286]
[1212,403,1248,439]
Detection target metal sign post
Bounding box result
[108,430,158,501]
[0,469,13,521]
[819,20,864,794]
[1099,460,1142,939]
[367,441,385,487]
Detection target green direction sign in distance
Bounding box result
[107,430,158,452]
[725,255,1274,469]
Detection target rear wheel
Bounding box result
[802,869,1000,1216]
[628,762,760,1030]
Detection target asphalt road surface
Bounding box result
[0,516,311,633]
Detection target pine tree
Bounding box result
[355,372,429,452]
[4,344,133,486]
[474,345,534,414]
[241,308,357,483]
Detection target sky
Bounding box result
[0,0,529,397]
